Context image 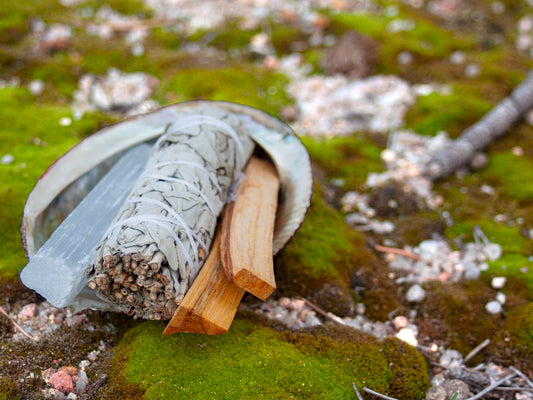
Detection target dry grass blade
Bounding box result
[372,244,421,261]
[465,372,517,400]
[362,387,399,400]
[510,366,533,389]
[352,382,364,400]
[0,304,38,342]
[302,298,346,325]
[463,338,490,363]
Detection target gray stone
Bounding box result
[425,385,446,400]
[442,379,472,400]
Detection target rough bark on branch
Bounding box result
[425,70,533,180]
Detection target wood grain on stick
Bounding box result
[221,157,280,301]
[163,230,245,335]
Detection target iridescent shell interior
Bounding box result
[23,101,312,258]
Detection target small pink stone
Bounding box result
[439,271,451,281]
[392,316,409,330]
[49,370,74,394]
[290,299,306,312]
[278,297,291,308]
[19,303,38,319]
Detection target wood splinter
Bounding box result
[163,156,280,334]
[163,229,244,335]
[221,157,280,301]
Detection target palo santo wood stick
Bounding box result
[221,156,280,301]
[163,229,244,335]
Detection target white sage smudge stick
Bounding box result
[85,106,254,320]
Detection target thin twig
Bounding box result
[463,339,490,363]
[352,382,364,400]
[373,244,421,261]
[302,298,346,325]
[494,387,533,391]
[510,366,533,389]
[0,304,38,342]
[465,372,517,400]
[362,387,400,400]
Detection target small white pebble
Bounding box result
[516,34,532,51]
[392,315,409,330]
[486,300,503,314]
[29,79,45,95]
[406,284,426,302]
[518,16,533,33]
[395,328,418,346]
[1,154,14,165]
[496,292,506,304]
[491,1,505,14]
[381,149,397,164]
[397,51,413,65]
[450,50,466,65]
[59,117,72,126]
[480,184,494,195]
[465,63,481,78]
[512,146,524,156]
[491,276,506,289]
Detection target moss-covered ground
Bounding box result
[2,0,533,398]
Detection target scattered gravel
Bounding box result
[384,236,501,284]
[72,68,159,116]
[288,75,415,137]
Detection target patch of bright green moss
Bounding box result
[113,320,428,399]
[0,87,110,280]
[482,152,533,201]
[276,189,356,283]
[206,23,259,51]
[326,9,474,64]
[405,90,492,137]
[157,66,290,116]
[301,134,383,189]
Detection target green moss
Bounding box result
[447,220,531,255]
[417,281,501,354]
[78,0,151,16]
[0,377,20,400]
[207,23,259,51]
[492,302,533,374]
[111,320,429,399]
[158,66,290,116]
[0,87,110,280]
[276,190,352,282]
[405,90,492,137]
[270,24,307,54]
[301,134,383,189]
[481,151,533,201]
[383,338,429,400]
[326,9,474,65]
